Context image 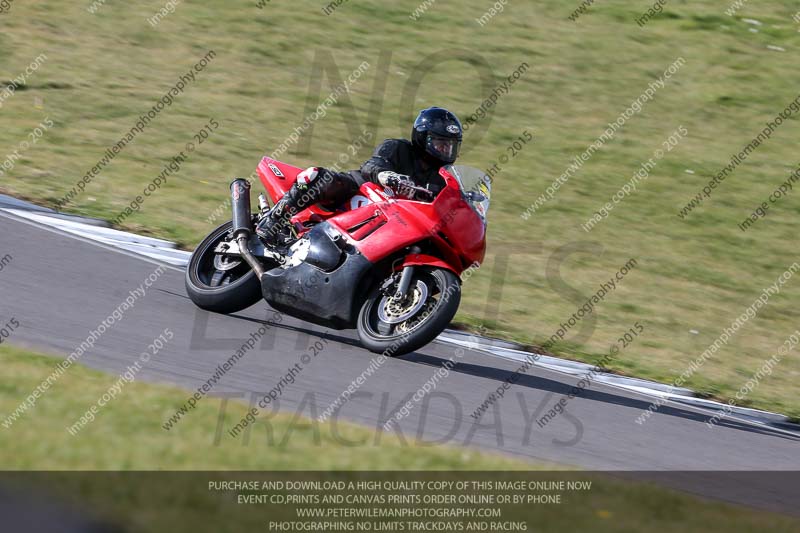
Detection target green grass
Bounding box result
[0,344,523,470]
[2,0,800,418]
[2,345,799,532]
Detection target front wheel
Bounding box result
[185,221,263,313]
[357,267,461,355]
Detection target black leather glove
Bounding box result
[377,171,435,201]
[377,171,413,189]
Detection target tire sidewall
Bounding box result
[185,221,262,313]
[357,267,461,355]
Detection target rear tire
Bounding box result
[185,221,263,314]
[357,267,460,355]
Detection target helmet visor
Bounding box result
[426,134,461,163]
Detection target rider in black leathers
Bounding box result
[256,107,463,244]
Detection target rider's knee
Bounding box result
[297,167,322,188]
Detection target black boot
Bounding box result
[255,197,294,246]
[255,177,324,246]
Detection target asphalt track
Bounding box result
[1,207,799,516]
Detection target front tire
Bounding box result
[357,267,461,355]
[185,221,263,313]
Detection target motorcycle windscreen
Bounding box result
[444,164,492,222]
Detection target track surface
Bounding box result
[1,210,798,515]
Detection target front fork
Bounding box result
[394,265,415,298]
[392,245,421,299]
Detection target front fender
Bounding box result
[397,253,460,277]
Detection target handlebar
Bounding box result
[408,184,435,201]
[393,182,435,202]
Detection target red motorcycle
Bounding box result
[186,156,491,355]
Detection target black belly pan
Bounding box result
[261,224,374,329]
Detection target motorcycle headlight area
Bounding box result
[446,165,492,222]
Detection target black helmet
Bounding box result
[411,107,463,164]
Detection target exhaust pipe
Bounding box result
[230,179,265,280]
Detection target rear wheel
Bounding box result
[185,221,263,313]
[357,267,460,355]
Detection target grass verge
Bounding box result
[1,345,799,532]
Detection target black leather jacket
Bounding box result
[359,139,447,194]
